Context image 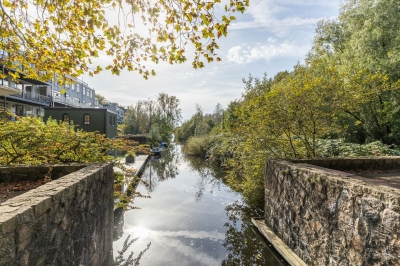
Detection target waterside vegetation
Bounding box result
[178,0,400,208]
[0,109,153,209]
[122,93,182,145]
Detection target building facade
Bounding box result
[44,107,118,138]
[0,69,52,117]
[51,76,96,108]
[0,56,122,129]
[0,69,99,117]
[103,102,125,124]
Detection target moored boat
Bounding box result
[151,147,162,156]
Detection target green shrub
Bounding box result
[316,139,400,157]
[183,135,216,157]
[0,114,124,165]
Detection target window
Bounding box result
[62,113,70,123]
[15,105,24,116]
[16,83,23,91]
[113,116,116,126]
[109,115,112,125]
[83,114,90,125]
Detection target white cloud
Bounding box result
[82,0,341,120]
[230,0,339,31]
[227,39,308,64]
[273,0,339,6]
[231,17,321,30]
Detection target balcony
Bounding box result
[53,96,95,108]
[0,83,20,96]
[11,91,51,104]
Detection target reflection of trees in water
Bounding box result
[141,144,224,201]
[183,153,226,202]
[140,145,181,192]
[113,208,125,241]
[110,208,151,266]
[112,234,151,266]
[222,201,288,266]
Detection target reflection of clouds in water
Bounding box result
[113,146,285,266]
[182,153,227,202]
[124,225,225,242]
[120,226,224,266]
[149,236,221,266]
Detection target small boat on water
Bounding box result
[151,147,162,157]
[160,142,168,149]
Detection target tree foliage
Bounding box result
[0,0,248,82]
[310,0,400,143]
[175,102,224,142]
[0,111,123,165]
[182,0,400,208]
[123,93,181,143]
[95,93,109,105]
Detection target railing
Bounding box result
[53,96,95,108]
[11,91,51,104]
[0,79,16,89]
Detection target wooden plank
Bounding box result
[252,217,308,266]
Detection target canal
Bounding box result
[113,144,288,266]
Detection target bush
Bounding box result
[183,135,216,157]
[316,139,400,157]
[0,114,125,165]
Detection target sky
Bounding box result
[83,0,341,121]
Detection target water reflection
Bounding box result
[113,235,151,266]
[114,208,125,241]
[183,154,224,202]
[222,202,289,266]
[112,144,287,266]
[140,147,180,192]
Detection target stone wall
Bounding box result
[0,163,114,266]
[264,158,400,266]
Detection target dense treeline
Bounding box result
[179,0,400,208]
[175,104,223,141]
[122,93,182,144]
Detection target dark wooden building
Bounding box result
[44,107,118,138]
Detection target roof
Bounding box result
[43,107,118,115]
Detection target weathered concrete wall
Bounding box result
[265,158,400,266]
[0,163,114,266]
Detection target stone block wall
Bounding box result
[0,163,114,266]
[265,158,400,266]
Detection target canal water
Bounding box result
[113,144,288,266]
